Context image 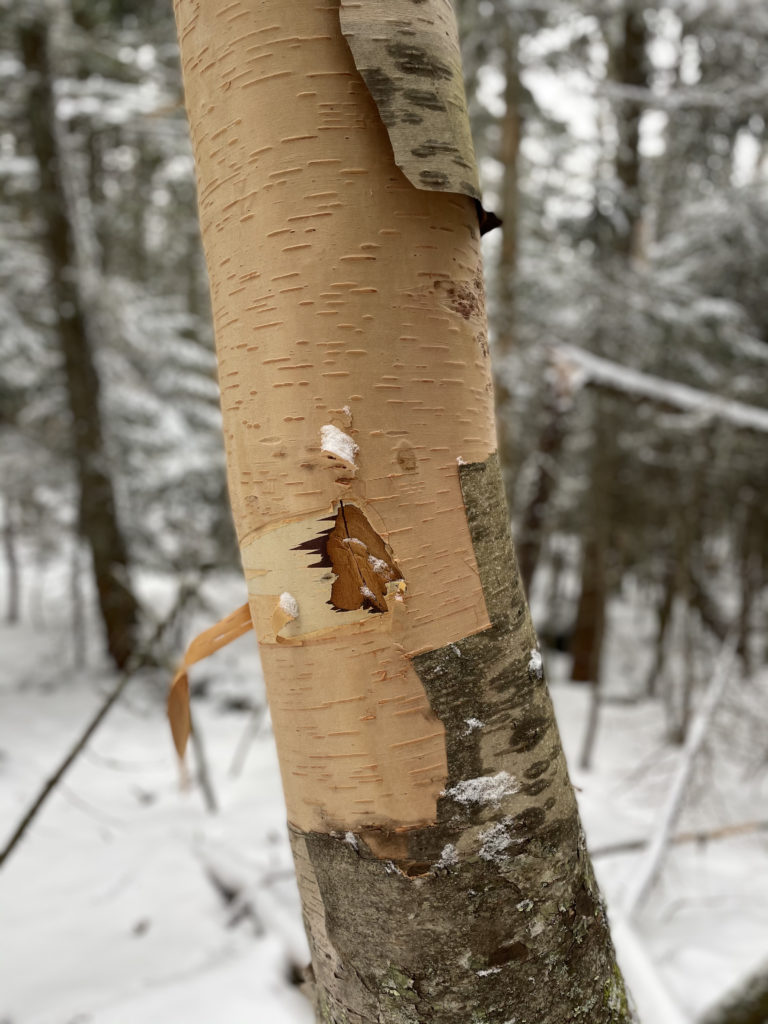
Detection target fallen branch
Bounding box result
[610,915,689,1024]
[591,819,768,859]
[623,635,739,917]
[188,707,218,814]
[228,704,268,777]
[0,581,200,870]
[0,663,138,869]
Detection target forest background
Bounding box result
[1,1,767,1022]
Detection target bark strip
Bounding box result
[339,0,500,233]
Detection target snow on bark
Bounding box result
[278,592,299,619]
[528,648,543,679]
[320,425,358,465]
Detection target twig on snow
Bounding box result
[622,635,739,917]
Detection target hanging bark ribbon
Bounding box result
[167,603,254,757]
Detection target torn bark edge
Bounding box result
[475,199,502,236]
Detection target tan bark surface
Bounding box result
[175,0,496,833]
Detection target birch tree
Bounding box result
[172,1,631,1020]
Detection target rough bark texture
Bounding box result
[19,15,139,669]
[173,1,631,1020]
[293,455,630,1023]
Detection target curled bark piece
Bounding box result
[339,0,500,234]
[168,603,253,757]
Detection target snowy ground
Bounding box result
[1,568,767,1023]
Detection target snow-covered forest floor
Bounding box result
[1,566,767,1024]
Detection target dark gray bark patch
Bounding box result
[508,712,550,753]
[525,758,551,780]
[386,41,452,80]
[294,813,632,1024]
[290,453,632,1020]
[402,88,446,111]
[411,454,558,807]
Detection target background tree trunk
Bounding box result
[613,6,648,263]
[2,497,21,624]
[19,13,139,669]
[494,24,523,507]
[173,1,632,1020]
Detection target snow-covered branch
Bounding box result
[551,344,768,435]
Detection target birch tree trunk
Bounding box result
[173,2,631,1020]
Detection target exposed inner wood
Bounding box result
[327,501,403,613]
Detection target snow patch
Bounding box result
[436,843,459,869]
[320,424,358,464]
[444,771,518,806]
[479,819,517,862]
[464,717,484,734]
[278,592,299,619]
[528,648,543,679]
[344,831,358,851]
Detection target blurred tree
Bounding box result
[1,0,236,645]
[19,12,139,668]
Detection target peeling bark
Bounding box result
[173,1,630,1020]
[339,0,499,233]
